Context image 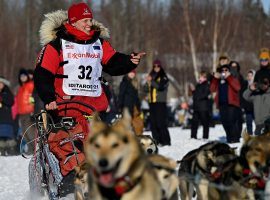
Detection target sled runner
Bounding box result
[25,101,95,200]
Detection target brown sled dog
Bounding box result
[148,154,179,200]
[74,162,90,200]
[241,131,270,175]
[84,110,162,200]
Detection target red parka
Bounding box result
[210,75,241,107]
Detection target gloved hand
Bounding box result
[29,96,35,104]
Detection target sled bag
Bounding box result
[48,124,86,176]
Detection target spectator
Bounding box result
[254,48,270,84]
[218,55,230,68]
[210,64,241,143]
[190,71,211,140]
[118,70,141,116]
[242,70,256,135]
[15,69,35,152]
[144,59,171,146]
[243,77,270,135]
[118,70,143,135]
[0,77,16,155]
[229,61,244,137]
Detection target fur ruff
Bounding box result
[39,10,110,46]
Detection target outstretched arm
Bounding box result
[102,40,145,76]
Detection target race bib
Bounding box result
[61,39,103,97]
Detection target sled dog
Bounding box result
[178,141,235,200]
[84,110,162,200]
[241,131,270,174]
[137,135,158,154]
[207,153,255,200]
[74,162,90,200]
[148,154,179,200]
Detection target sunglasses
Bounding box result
[153,64,160,68]
[221,69,228,72]
[260,59,269,62]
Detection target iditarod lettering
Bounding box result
[68,83,98,89]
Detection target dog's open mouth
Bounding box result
[98,158,122,186]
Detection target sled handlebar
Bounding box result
[56,100,96,112]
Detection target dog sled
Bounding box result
[23,101,95,200]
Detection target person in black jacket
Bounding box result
[254,48,270,84]
[0,77,16,155]
[118,70,141,115]
[190,71,211,139]
[118,70,143,135]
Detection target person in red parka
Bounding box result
[33,2,145,195]
[34,3,144,128]
[210,64,241,143]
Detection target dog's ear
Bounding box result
[168,158,177,169]
[146,135,158,145]
[242,129,251,144]
[206,150,214,159]
[90,112,107,134]
[120,108,132,129]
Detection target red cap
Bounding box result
[68,3,93,24]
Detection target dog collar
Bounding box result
[93,167,143,198]
[96,175,142,199]
[114,175,142,196]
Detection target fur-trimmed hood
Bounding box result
[39,10,110,46]
[0,76,10,87]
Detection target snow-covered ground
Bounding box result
[0,125,242,200]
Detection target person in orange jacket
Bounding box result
[15,68,34,152]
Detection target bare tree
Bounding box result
[183,0,199,81]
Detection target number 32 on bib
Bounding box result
[61,39,103,97]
